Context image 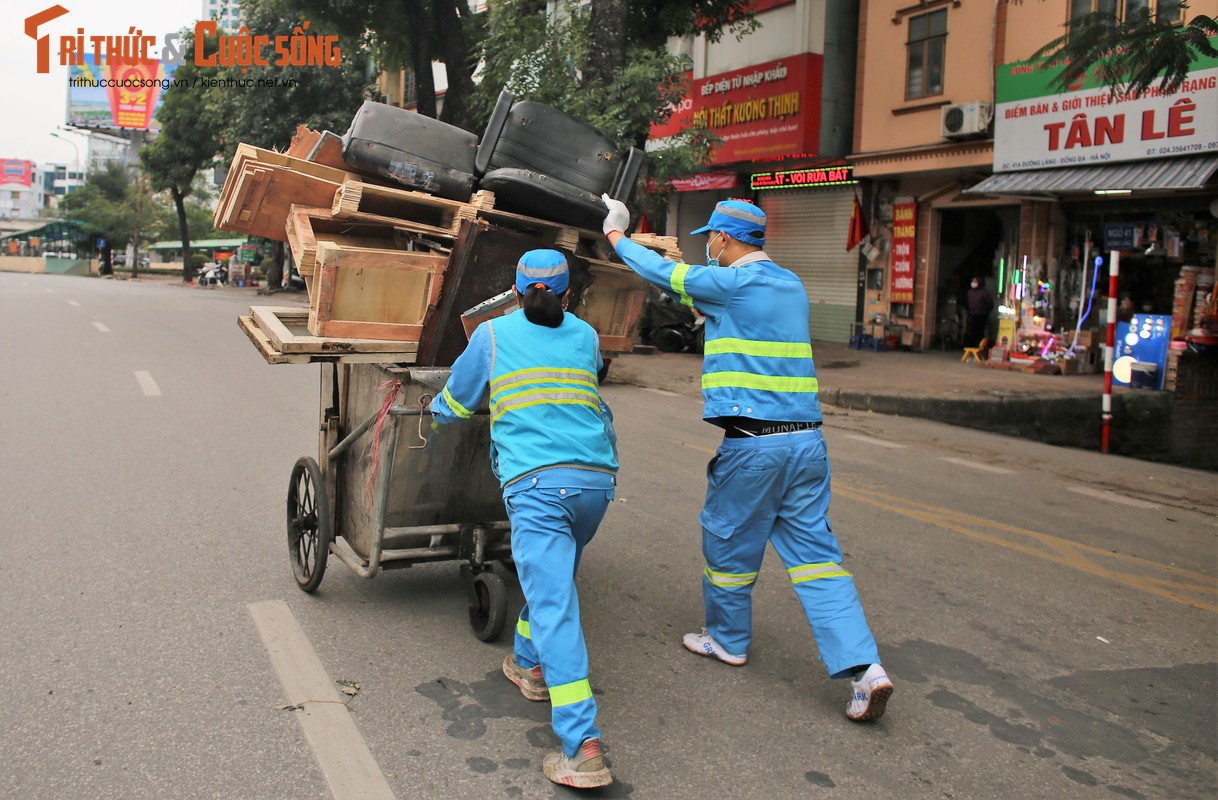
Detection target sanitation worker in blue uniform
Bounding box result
[602,196,894,721]
[430,249,619,788]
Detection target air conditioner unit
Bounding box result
[940,101,991,139]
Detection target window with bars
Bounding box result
[906,9,947,101]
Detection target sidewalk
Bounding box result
[604,342,1193,466]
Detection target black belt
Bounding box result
[722,419,822,438]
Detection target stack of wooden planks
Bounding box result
[217,126,682,365]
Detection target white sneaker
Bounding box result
[846,663,893,721]
[682,629,747,666]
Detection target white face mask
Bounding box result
[705,233,728,267]
[971,281,979,289]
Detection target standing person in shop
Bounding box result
[600,195,894,722]
[965,276,994,348]
[430,249,619,789]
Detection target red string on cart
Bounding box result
[365,379,403,510]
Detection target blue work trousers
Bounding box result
[506,468,614,756]
[698,429,879,678]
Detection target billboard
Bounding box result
[1,160,34,187]
[67,54,177,132]
[993,52,1218,173]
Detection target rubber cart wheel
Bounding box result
[287,456,331,593]
[468,571,507,642]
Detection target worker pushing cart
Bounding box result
[431,249,620,789]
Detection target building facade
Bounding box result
[851,0,1218,351]
[652,0,863,342]
[0,160,45,220]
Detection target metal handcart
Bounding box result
[286,361,513,642]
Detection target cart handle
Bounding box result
[328,398,491,460]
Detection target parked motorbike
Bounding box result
[197,261,228,287]
[641,287,705,353]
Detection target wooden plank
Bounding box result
[239,314,417,365]
[218,162,342,241]
[286,126,322,159]
[332,180,466,236]
[234,143,360,184]
[250,305,419,354]
[309,243,447,341]
[307,131,349,171]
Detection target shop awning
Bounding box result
[964,154,1218,197]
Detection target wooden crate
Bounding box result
[238,306,418,365]
[214,145,366,241]
[308,242,448,341]
[578,259,648,353]
[332,180,494,240]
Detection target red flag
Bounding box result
[637,211,653,234]
[846,193,869,251]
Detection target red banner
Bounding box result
[0,160,34,187]
[890,201,916,304]
[648,53,823,166]
[667,171,740,192]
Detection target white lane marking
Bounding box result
[92,321,110,333]
[134,371,161,396]
[68,300,80,307]
[641,387,680,397]
[1067,485,1159,509]
[248,601,398,800]
[940,457,1015,474]
[844,434,906,449]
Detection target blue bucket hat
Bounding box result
[515,249,570,294]
[691,200,766,247]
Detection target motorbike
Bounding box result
[197,261,228,287]
[641,287,705,353]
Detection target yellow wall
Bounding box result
[0,256,46,273]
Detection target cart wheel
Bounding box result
[287,456,331,593]
[467,571,507,642]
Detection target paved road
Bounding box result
[1,272,1214,799]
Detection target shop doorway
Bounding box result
[934,207,1017,348]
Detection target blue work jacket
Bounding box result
[615,236,823,423]
[431,309,618,487]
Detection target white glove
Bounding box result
[602,194,630,236]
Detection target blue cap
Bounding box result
[690,200,766,247]
[515,249,570,294]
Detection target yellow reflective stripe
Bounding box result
[704,338,813,359]
[491,376,597,402]
[548,678,593,707]
[490,386,601,414]
[442,386,474,419]
[491,396,602,422]
[704,566,758,587]
[702,372,820,393]
[516,618,531,639]
[669,263,695,308]
[491,367,596,392]
[787,562,852,584]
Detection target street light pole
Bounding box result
[49,132,82,264]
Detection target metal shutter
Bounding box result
[760,189,858,342]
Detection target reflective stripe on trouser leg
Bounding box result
[769,433,879,678]
[514,610,539,669]
[506,483,610,756]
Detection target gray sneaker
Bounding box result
[542,738,612,788]
[502,654,548,701]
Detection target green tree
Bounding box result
[1032,5,1217,98]
[141,31,224,281]
[61,163,157,255]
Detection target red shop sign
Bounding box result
[648,53,823,166]
[890,200,916,304]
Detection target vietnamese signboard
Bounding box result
[993,53,1218,172]
[890,199,916,304]
[648,53,823,166]
[751,163,856,191]
[1,159,34,187]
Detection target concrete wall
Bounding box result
[0,256,45,273]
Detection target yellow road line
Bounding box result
[835,484,1218,615]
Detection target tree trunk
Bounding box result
[432,0,474,131]
[586,0,630,88]
[405,0,437,118]
[172,185,193,282]
[268,241,284,289]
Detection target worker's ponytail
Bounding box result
[521,282,565,328]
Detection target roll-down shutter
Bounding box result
[760,189,858,343]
